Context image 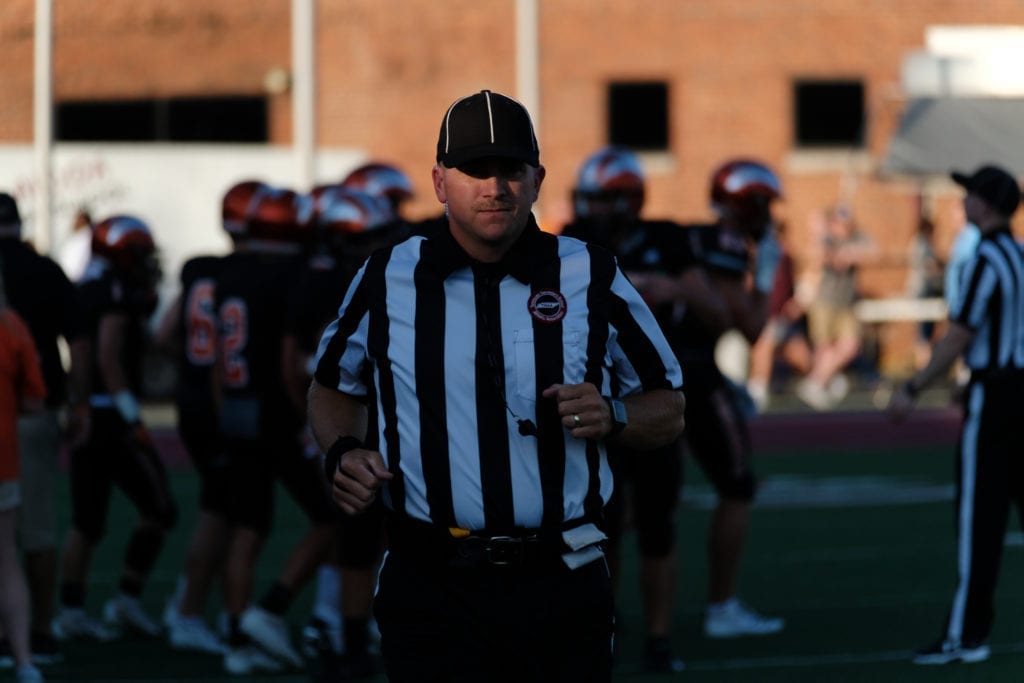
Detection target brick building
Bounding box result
[3,0,1024,372]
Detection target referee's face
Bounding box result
[433,158,545,262]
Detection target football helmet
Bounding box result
[247,186,315,248]
[91,216,157,274]
[709,159,782,238]
[341,162,415,213]
[222,180,269,240]
[572,146,645,220]
[316,188,393,237]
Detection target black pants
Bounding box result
[70,408,177,541]
[603,441,681,558]
[374,550,614,682]
[943,371,1024,645]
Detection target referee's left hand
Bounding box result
[543,382,612,439]
[333,448,393,515]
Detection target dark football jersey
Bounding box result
[287,255,353,355]
[215,250,305,436]
[562,217,688,333]
[175,255,222,407]
[667,223,751,358]
[77,263,152,396]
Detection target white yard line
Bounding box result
[684,642,1024,671]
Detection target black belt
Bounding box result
[387,516,568,571]
[969,367,1024,382]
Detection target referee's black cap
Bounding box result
[436,90,540,168]
[951,164,1021,217]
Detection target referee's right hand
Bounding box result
[331,448,393,515]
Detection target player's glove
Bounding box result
[753,232,783,294]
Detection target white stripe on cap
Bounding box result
[484,90,495,143]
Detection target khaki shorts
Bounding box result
[808,302,861,347]
[16,410,60,551]
[0,480,21,513]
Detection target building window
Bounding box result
[608,82,669,151]
[794,80,865,148]
[56,96,268,143]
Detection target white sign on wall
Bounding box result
[0,143,364,304]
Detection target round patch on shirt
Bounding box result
[528,289,567,323]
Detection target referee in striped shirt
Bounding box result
[308,90,685,682]
[888,163,1024,666]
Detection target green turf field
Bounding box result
[23,436,1024,682]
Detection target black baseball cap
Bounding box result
[951,165,1021,217]
[436,90,540,168]
[0,192,21,226]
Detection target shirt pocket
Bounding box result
[512,328,584,401]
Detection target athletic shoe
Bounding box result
[102,594,162,637]
[29,632,62,665]
[223,645,284,675]
[240,606,303,667]
[912,638,991,665]
[301,616,342,659]
[168,616,227,654]
[51,608,117,642]
[747,380,769,412]
[796,378,834,411]
[642,637,684,673]
[704,599,785,638]
[827,373,850,403]
[14,664,44,683]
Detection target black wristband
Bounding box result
[323,435,364,481]
[902,380,920,399]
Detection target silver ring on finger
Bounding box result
[572,413,582,428]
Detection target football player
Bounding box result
[641,159,786,639]
[153,179,270,654]
[561,146,686,673]
[214,187,336,675]
[54,215,177,641]
[286,187,396,679]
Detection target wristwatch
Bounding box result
[603,396,628,437]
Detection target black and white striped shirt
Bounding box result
[950,227,1024,371]
[314,218,683,532]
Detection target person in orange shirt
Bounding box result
[0,273,48,683]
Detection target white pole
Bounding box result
[515,0,540,129]
[516,0,540,218]
[34,0,54,253]
[292,0,316,191]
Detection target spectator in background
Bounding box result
[0,267,49,683]
[746,220,812,411]
[56,208,93,283]
[944,208,981,314]
[905,215,945,369]
[797,204,877,410]
[0,193,86,667]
